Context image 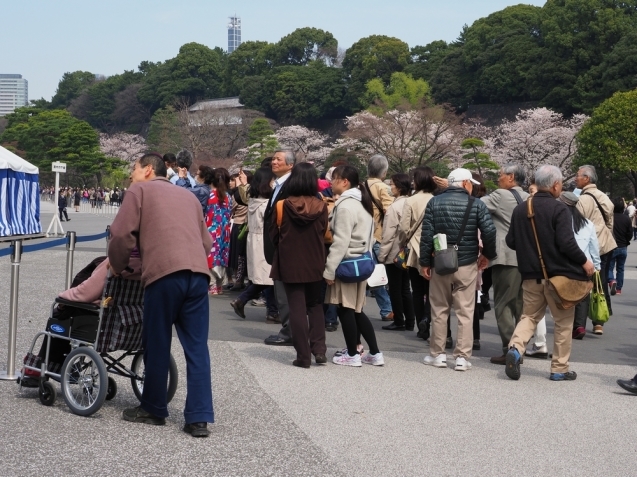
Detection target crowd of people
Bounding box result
[32,148,636,437]
[160,150,633,378]
[42,186,125,221]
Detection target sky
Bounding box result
[3,0,546,102]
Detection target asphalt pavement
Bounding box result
[0,201,636,476]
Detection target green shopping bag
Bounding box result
[589,271,609,324]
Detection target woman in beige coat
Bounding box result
[378,173,416,331]
[399,166,436,339]
[230,167,278,321]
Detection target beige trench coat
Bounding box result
[246,198,273,285]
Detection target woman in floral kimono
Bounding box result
[206,168,233,295]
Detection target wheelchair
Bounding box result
[20,275,178,417]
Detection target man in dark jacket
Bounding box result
[420,168,497,371]
[58,190,70,222]
[504,165,594,382]
[262,149,294,346]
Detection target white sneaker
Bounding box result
[423,354,447,368]
[524,343,548,359]
[454,356,472,371]
[332,353,362,367]
[361,352,385,366]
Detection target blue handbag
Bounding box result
[335,251,375,283]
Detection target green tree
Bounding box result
[405,41,452,83]
[0,108,122,186]
[533,0,637,114]
[146,107,181,152]
[342,35,411,111]
[223,41,276,95]
[275,27,338,66]
[576,90,637,194]
[50,71,96,109]
[137,43,226,112]
[460,138,499,189]
[364,72,430,111]
[241,63,346,126]
[241,118,278,166]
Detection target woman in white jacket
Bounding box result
[324,165,384,367]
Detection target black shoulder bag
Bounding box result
[509,188,523,205]
[433,196,475,276]
[583,192,608,224]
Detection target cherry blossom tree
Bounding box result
[343,105,462,172]
[275,126,333,167]
[469,108,588,179]
[99,132,146,164]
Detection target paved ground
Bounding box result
[1,202,636,476]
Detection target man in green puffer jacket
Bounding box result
[419,168,497,371]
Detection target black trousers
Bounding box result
[600,252,613,318]
[338,306,379,357]
[385,265,416,328]
[408,267,430,328]
[58,207,69,221]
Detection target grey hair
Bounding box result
[578,165,598,184]
[534,165,563,189]
[367,154,389,179]
[501,163,526,186]
[274,148,296,166]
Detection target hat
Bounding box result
[558,191,579,207]
[325,166,336,182]
[447,168,480,185]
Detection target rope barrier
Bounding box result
[0,231,108,257]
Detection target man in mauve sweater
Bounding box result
[108,153,214,438]
[504,165,594,382]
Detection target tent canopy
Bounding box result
[0,146,41,236]
[0,145,38,174]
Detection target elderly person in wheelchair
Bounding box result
[20,250,141,388]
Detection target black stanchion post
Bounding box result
[65,231,76,290]
[105,225,110,254]
[0,240,22,381]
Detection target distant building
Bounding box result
[0,74,28,117]
[228,16,241,53]
[189,96,244,125]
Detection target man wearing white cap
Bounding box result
[420,168,497,371]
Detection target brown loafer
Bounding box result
[381,312,394,322]
[490,355,507,365]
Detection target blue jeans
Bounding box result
[142,271,214,424]
[608,247,628,290]
[371,242,392,317]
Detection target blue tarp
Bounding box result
[0,146,41,237]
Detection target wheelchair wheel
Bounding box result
[106,377,117,401]
[39,381,57,406]
[60,347,107,416]
[130,352,178,404]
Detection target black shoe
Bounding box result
[123,406,165,425]
[617,379,637,395]
[472,339,481,351]
[405,325,414,331]
[293,359,310,368]
[382,323,405,331]
[183,422,210,437]
[66,218,70,221]
[445,337,453,349]
[417,325,430,341]
[230,299,246,319]
[264,335,293,346]
[325,324,338,332]
[315,354,327,365]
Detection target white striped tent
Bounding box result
[0,146,41,237]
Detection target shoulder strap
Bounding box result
[453,196,475,247]
[276,200,284,228]
[408,207,426,242]
[527,197,549,280]
[583,192,608,224]
[364,180,385,221]
[509,188,523,205]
